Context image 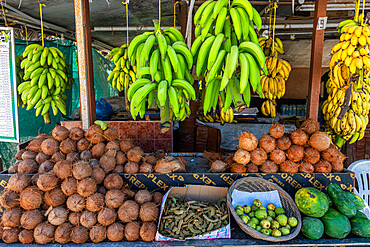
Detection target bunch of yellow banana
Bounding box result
[107,44,136,92]
[17,44,73,124]
[258,36,284,56]
[261,100,276,117]
[219,106,236,124]
[199,114,216,122]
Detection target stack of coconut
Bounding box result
[208,119,347,173]
[0,124,164,244]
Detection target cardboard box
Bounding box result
[155,185,231,241]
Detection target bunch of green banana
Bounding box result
[17,44,73,124]
[107,44,136,91]
[127,20,195,128]
[261,100,276,117]
[258,36,284,56]
[15,55,24,107]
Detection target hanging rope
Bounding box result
[361,0,365,25]
[39,3,46,46]
[1,0,8,27]
[173,1,179,27]
[159,0,161,27]
[122,1,129,44]
[271,2,277,55]
[25,25,28,45]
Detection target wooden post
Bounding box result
[307,0,328,119]
[74,0,96,129]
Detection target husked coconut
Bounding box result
[209,160,228,173]
[104,127,118,142]
[51,152,65,162]
[286,145,304,162]
[315,160,332,173]
[52,126,70,141]
[0,189,20,209]
[18,159,39,174]
[230,163,247,173]
[124,161,139,173]
[107,222,124,241]
[44,187,66,207]
[8,173,30,192]
[35,152,50,164]
[71,225,89,243]
[290,129,309,146]
[280,160,299,173]
[66,194,85,212]
[48,206,68,226]
[120,139,134,152]
[152,192,163,205]
[66,152,80,163]
[269,124,284,139]
[125,221,140,241]
[61,177,77,196]
[299,162,315,173]
[69,127,84,141]
[68,212,81,225]
[233,149,250,165]
[276,136,291,150]
[139,202,159,222]
[104,173,123,190]
[37,171,59,191]
[22,150,38,160]
[19,229,34,244]
[99,155,116,173]
[80,150,92,161]
[1,207,22,227]
[26,134,49,152]
[20,186,42,210]
[270,149,286,164]
[41,138,59,156]
[86,193,105,212]
[15,149,26,160]
[77,138,90,152]
[38,160,54,173]
[2,228,20,243]
[54,222,73,244]
[80,210,97,229]
[135,190,152,205]
[127,147,144,162]
[59,138,77,154]
[77,178,97,197]
[85,124,105,144]
[105,189,125,209]
[91,166,105,184]
[53,160,72,179]
[90,224,106,243]
[92,143,106,159]
[34,222,55,244]
[247,163,259,173]
[97,207,117,226]
[20,209,43,229]
[250,148,267,165]
[260,161,279,173]
[258,134,276,153]
[118,200,139,222]
[140,222,157,241]
[72,161,92,180]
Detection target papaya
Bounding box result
[295,187,329,218]
[324,193,333,207]
[301,217,324,240]
[355,211,368,219]
[322,208,351,239]
[350,217,370,238]
[345,191,366,210]
[327,183,357,218]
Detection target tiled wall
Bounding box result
[61,121,173,153]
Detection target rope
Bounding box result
[361,0,365,25]
[122,1,129,45]
[39,3,46,46]
[159,0,161,27]
[272,2,277,55]
[174,1,179,27]
[25,25,28,45]
[1,0,8,27]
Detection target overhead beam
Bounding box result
[74,0,96,129]
[307,0,328,119]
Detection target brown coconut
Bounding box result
[114,164,125,173]
[276,136,291,150]
[286,145,304,162]
[54,222,73,244]
[34,222,55,244]
[290,129,309,146]
[107,222,124,241]
[315,160,332,173]
[80,210,97,229]
[269,123,285,139]
[86,193,105,212]
[239,132,258,151]
[1,207,22,227]
[308,131,331,151]
[44,187,66,207]
[144,155,157,165]
[260,161,279,173]
[332,160,344,172]
[72,161,92,180]
[209,160,228,173]
[233,149,251,165]
[69,127,84,141]
[61,177,78,196]
[2,228,19,243]
[77,138,90,152]
[104,173,123,190]
[91,166,105,185]
[20,210,43,229]
[27,135,48,152]
[127,147,144,162]
[68,212,81,225]
[41,138,59,156]
[99,155,116,173]
[18,159,39,174]
[247,163,259,173]
[35,152,50,165]
[22,150,38,160]
[20,186,42,210]
[15,149,26,160]
[250,148,268,165]
[118,200,139,223]
[300,118,320,135]
[37,171,59,191]
[19,229,34,244]
[60,138,76,154]
[52,126,70,141]
[85,124,105,144]
[125,221,140,241]
[154,156,186,173]
[8,173,30,192]
[105,189,125,209]
[0,190,20,209]
[97,207,117,226]
[67,194,85,212]
[258,134,276,153]
[120,139,134,152]
[104,127,118,142]
[140,222,157,241]
[280,160,299,173]
[90,224,106,243]
[51,152,65,162]
[71,225,89,244]
[299,162,315,173]
[321,144,343,162]
[66,152,80,163]
[106,140,120,151]
[135,190,152,205]
[152,192,163,205]
[230,163,247,173]
[77,178,97,197]
[124,161,139,173]
[48,206,68,226]
[270,149,286,164]
[139,202,159,222]
[53,160,72,179]
[304,147,321,164]
[8,164,19,174]
[116,151,127,165]
[80,150,92,161]
[91,143,106,159]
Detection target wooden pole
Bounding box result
[74,0,96,129]
[307,0,328,119]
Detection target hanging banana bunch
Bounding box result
[322,6,370,147]
[107,44,136,91]
[191,0,267,118]
[127,20,196,129]
[259,36,285,56]
[17,44,74,124]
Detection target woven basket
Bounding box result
[227,177,302,242]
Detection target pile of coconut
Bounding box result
[0,124,164,244]
[207,118,346,173]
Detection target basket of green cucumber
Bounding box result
[227,177,301,242]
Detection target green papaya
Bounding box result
[350,217,370,238]
[322,208,351,239]
[324,193,333,207]
[295,187,329,218]
[301,217,324,240]
[355,211,368,219]
[327,183,357,218]
[345,192,366,210]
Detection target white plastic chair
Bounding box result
[348,159,370,219]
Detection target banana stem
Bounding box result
[160,98,171,133]
[153,19,161,34]
[354,0,360,22]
